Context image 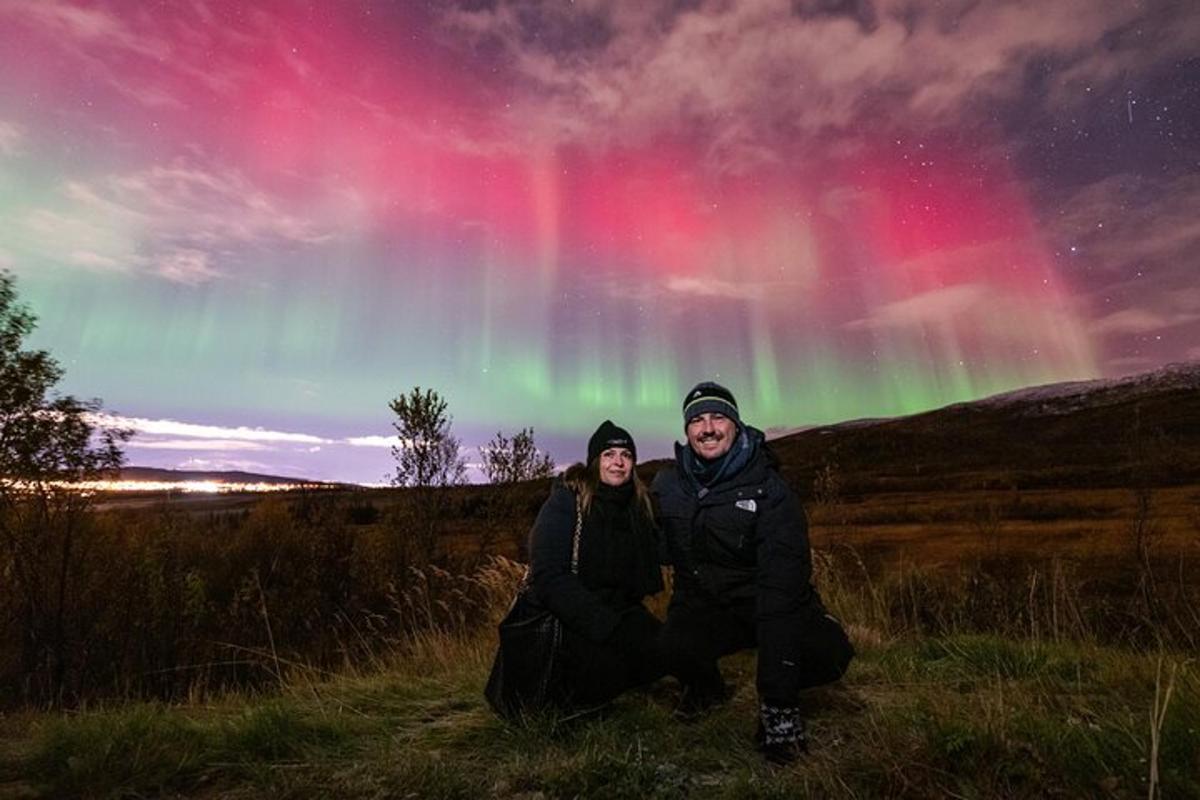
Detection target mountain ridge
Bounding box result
[764,360,1199,494]
[116,466,345,486]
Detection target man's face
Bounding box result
[685,412,737,460]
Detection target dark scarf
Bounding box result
[593,479,635,509]
[680,424,762,491]
[578,480,659,607]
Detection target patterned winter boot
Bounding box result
[755,701,808,765]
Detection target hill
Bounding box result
[117,467,345,487]
[764,361,1200,495]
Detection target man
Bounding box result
[653,381,853,764]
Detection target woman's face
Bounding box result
[598,447,634,486]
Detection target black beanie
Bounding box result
[682,381,740,425]
[587,420,636,465]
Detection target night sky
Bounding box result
[2,1,1197,483]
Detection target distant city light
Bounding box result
[76,480,309,494]
[2,479,334,495]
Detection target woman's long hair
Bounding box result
[562,459,654,520]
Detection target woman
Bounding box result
[523,420,665,710]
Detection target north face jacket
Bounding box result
[653,428,844,699]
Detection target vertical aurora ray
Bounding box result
[748,307,782,416]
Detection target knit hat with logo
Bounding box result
[681,381,740,425]
[587,419,637,464]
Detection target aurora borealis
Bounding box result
[2,1,1198,482]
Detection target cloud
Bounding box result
[436,0,1194,168]
[0,1,384,126]
[1050,174,1200,274]
[0,1,184,108]
[1047,6,1200,107]
[20,207,137,273]
[0,121,21,156]
[79,163,333,247]
[0,1,269,109]
[175,457,281,473]
[8,1,168,58]
[154,249,224,285]
[19,160,334,284]
[1089,308,1200,336]
[95,413,400,452]
[345,435,395,448]
[1089,309,1169,336]
[89,413,406,483]
[1171,288,1200,312]
[94,414,329,445]
[602,261,818,306]
[843,284,989,330]
[130,439,268,451]
[1050,173,1200,356]
[664,276,764,301]
[68,249,124,271]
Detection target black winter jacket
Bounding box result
[528,480,663,643]
[654,428,836,703]
[653,429,815,616]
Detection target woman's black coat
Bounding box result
[527,479,663,643]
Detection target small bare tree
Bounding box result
[1125,403,1166,624]
[812,461,842,508]
[387,387,466,562]
[1131,485,1161,621]
[969,499,1004,558]
[477,428,555,558]
[388,387,467,490]
[481,428,555,484]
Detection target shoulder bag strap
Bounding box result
[518,492,585,590]
[570,493,584,574]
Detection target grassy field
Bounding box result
[2,622,1196,799]
[4,478,1196,706]
[1,487,1196,797]
[807,485,1200,563]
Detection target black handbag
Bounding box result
[484,497,583,719]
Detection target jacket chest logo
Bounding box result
[735,499,757,513]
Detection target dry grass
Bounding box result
[809,486,1197,563]
[5,480,1196,708]
[3,620,1197,799]
[2,523,1197,798]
